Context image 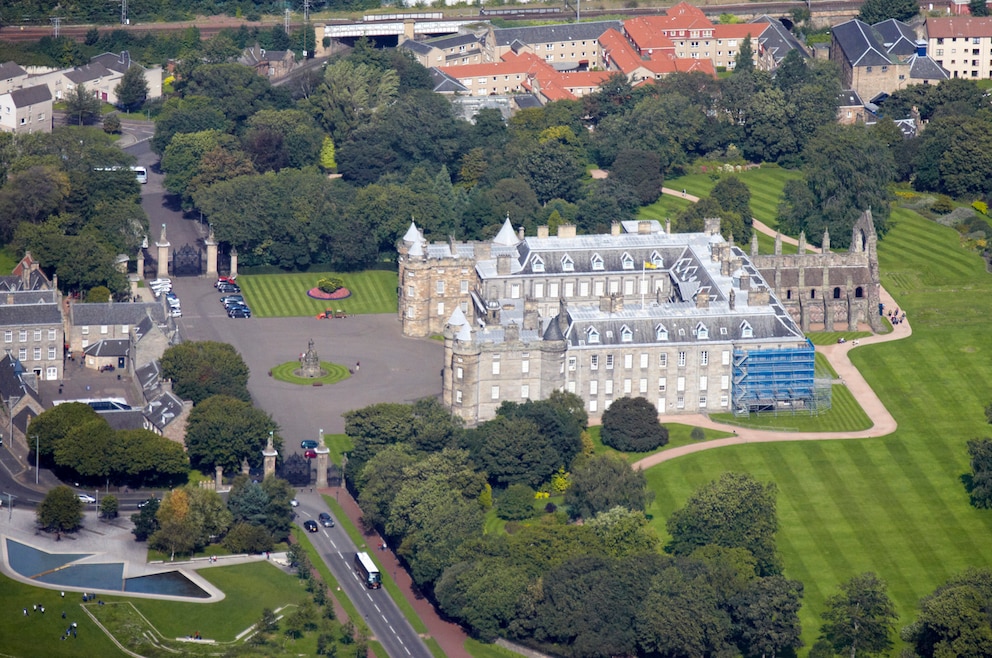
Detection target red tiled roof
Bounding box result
[437,61,532,79]
[600,28,647,74]
[713,23,768,39]
[624,17,680,52]
[926,16,992,38]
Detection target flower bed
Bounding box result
[307,287,351,300]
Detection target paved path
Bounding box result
[635,188,913,470]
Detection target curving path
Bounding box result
[634,189,913,470]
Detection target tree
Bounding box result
[228,477,271,525]
[610,149,663,205]
[54,417,118,482]
[735,35,755,75]
[64,83,101,125]
[732,575,805,658]
[37,485,84,533]
[970,0,990,15]
[666,472,781,576]
[600,396,669,452]
[151,488,198,560]
[858,0,919,22]
[320,136,337,172]
[28,402,101,466]
[223,522,274,553]
[184,395,279,473]
[159,341,250,404]
[114,65,149,112]
[309,59,399,143]
[903,567,992,658]
[586,506,661,558]
[102,113,121,134]
[820,572,898,658]
[464,415,560,489]
[522,138,586,205]
[0,165,70,241]
[495,484,537,521]
[564,453,654,520]
[131,497,160,541]
[967,438,992,508]
[100,494,119,519]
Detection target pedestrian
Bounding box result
[60,591,64,598]
[23,608,27,616]
[40,606,45,614]
[62,611,66,619]
[32,604,37,611]
[682,188,687,197]
[355,361,360,372]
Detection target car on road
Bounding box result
[170,307,182,318]
[290,499,299,507]
[224,300,249,311]
[215,276,237,288]
[301,440,318,449]
[304,519,319,532]
[304,449,317,459]
[228,307,251,318]
[218,283,241,294]
[220,295,244,305]
[318,512,335,527]
[78,494,96,503]
[137,498,158,508]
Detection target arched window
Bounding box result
[833,287,841,299]
[855,286,864,298]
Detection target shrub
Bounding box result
[931,195,955,215]
[973,200,989,215]
[102,113,121,134]
[691,427,706,441]
[600,397,669,452]
[496,484,537,520]
[224,522,275,553]
[317,277,344,294]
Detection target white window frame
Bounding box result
[587,327,600,344]
[491,386,500,400]
[591,253,604,271]
[590,355,599,370]
[561,255,574,272]
[620,325,633,343]
[656,324,668,341]
[621,253,634,270]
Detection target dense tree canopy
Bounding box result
[820,572,898,658]
[903,568,992,658]
[858,0,919,23]
[600,396,669,452]
[184,395,280,473]
[967,438,992,508]
[564,453,654,520]
[37,485,85,533]
[159,341,250,404]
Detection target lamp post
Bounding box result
[32,434,38,485]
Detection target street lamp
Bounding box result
[31,434,38,485]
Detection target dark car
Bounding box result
[304,519,319,532]
[224,301,249,311]
[301,440,318,449]
[220,294,244,305]
[318,512,335,527]
[228,307,251,318]
[304,449,317,459]
[218,284,241,294]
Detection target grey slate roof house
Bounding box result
[751,15,808,69]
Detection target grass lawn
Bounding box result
[589,422,735,462]
[323,433,354,466]
[710,384,871,433]
[237,270,398,318]
[465,638,523,658]
[644,209,992,651]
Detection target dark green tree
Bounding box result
[159,341,250,404]
[735,35,755,75]
[223,522,274,553]
[495,484,537,521]
[970,0,990,15]
[131,497,160,541]
[151,96,229,154]
[666,472,781,576]
[967,438,992,508]
[259,475,297,542]
[610,149,663,205]
[523,138,586,205]
[902,567,992,658]
[114,65,149,112]
[37,485,84,533]
[465,415,560,489]
[64,83,102,125]
[184,395,279,473]
[858,0,919,22]
[564,453,654,520]
[100,494,119,519]
[820,572,898,658]
[28,402,101,466]
[228,477,271,525]
[54,417,118,482]
[732,575,805,658]
[102,113,121,134]
[600,396,669,452]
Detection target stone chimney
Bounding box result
[537,226,549,239]
[517,226,525,240]
[703,217,721,236]
[750,287,770,306]
[729,288,736,311]
[696,289,710,309]
[775,232,782,256]
[740,271,750,291]
[475,243,492,261]
[665,218,671,234]
[497,254,512,275]
[798,231,806,254]
[611,221,621,236]
[522,298,539,330]
[637,221,651,235]
[504,322,519,342]
[751,232,759,258]
[557,224,576,238]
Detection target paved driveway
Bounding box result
[168,277,443,447]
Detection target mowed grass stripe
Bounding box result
[238,271,398,318]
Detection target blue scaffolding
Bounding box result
[732,339,827,417]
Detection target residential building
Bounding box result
[751,15,809,69]
[399,217,840,425]
[240,46,297,80]
[0,62,29,94]
[926,16,992,79]
[89,51,163,101]
[0,84,52,134]
[400,33,487,69]
[66,300,166,360]
[25,51,162,104]
[599,28,715,83]
[0,254,63,383]
[486,21,622,70]
[837,89,867,124]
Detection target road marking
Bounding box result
[374,604,381,613]
[388,625,395,634]
[404,647,411,655]
[329,539,337,549]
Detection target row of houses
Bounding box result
[0,51,163,135]
[0,253,189,447]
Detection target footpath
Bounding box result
[635,189,913,471]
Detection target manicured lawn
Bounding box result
[710,384,871,433]
[589,422,735,462]
[644,210,992,651]
[237,270,398,318]
[323,433,354,466]
[271,360,351,385]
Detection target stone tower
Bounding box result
[315,428,329,488]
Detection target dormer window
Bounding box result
[621,253,634,270]
[741,321,753,338]
[591,253,604,271]
[650,251,663,268]
[587,327,600,344]
[562,254,574,272]
[620,325,633,342]
[655,324,668,341]
[696,323,708,340]
[533,256,545,273]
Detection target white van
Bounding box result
[131,166,148,184]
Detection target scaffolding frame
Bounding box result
[732,339,829,418]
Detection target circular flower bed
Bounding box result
[271,361,350,385]
[307,287,352,300]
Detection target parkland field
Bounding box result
[645,208,992,651]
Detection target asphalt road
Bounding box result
[294,491,432,658]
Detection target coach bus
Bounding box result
[354,551,381,589]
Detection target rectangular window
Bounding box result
[406,306,414,318]
[18,330,26,342]
[492,359,500,375]
[436,281,445,295]
[624,354,633,369]
[677,376,686,392]
[534,282,544,298]
[510,283,520,299]
[564,282,574,297]
[460,280,469,294]
[589,399,598,412]
[567,381,576,393]
[33,330,41,341]
[4,331,10,343]
[677,395,685,409]
[699,375,708,390]
[568,356,577,371]
[678,351,686,367]
[522,359,529,374]
[608,280,619,294]
[48,346,56,360]
[455,390,462,404]
[491,386,500,400]
[722,350,730,366]
[590,355,599,370]
[33,347,40,360]
[639,378,648,393]
[606,354,614,369]
[721,395,729,407]
[407,285,414,298]
[700,351,708,366]
[659,353,668,367]
[521,384,530,398]
[623,379,632,394]
[437,302,445,316]
[49,328,56,340]
[590,380,598,395]
[100,325,108,335]
[456,367,463,380]
[18,348,26,360]
[549,282,559,298]
[120,325,129,335]
[605,380,614,395]
[699,396,707,408]
[624,279,634,295]
[658,377,667,391]
[593,280,604,296]
[579,281,590,296]
[721,375,730,390]
[640,353,648,369]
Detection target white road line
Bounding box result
[329,539,337,549]
[404,647,411,655]
[397,638,404,645]
[374,604,381,613]
[388,625,396,634]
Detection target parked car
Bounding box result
[304,449,317,459]
[218,283,241,294]
[78,494,96,504]
[137,498,158,508]
[220,295,244,305]
[228,308,251,319]
[169,307,182,318]
[215,276,237,288]
[290,499,300,507]
[301,440,318,449]
[149,278,171,288]
[304,519,319,532]
[318,512,335,527]
[224,300,249,311]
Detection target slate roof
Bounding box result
[752,16,808,64]
[837,89,863,106]
[9,85,52,107]
[90,51,133,74]
[135,360,163,393]
[0,290,58,305]
[424,33,481,49]
[873,19,918,56]
[832,19,892,68]
[0,354,29,406]
[64,62,116,84]
[0,303,62,326]
[492,21,622,47]
[98,408,147,431]
[907,54,950,80]
[514,94,543,109]
[83,339,129,357]
[70,301,165,327]
[0,61,28,80]
[144,391,184,431]
[429,67,469,93]
[400,39,433,55]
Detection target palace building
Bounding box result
[398,215,878,426]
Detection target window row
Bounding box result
[588,394,729,413]
[78,325,129,336]
[12,347,58,361]
[585,321,752,343]
[533,251,664,273]
[579,350,732,370]
[4,328,58,342]
[588,374,730,395]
